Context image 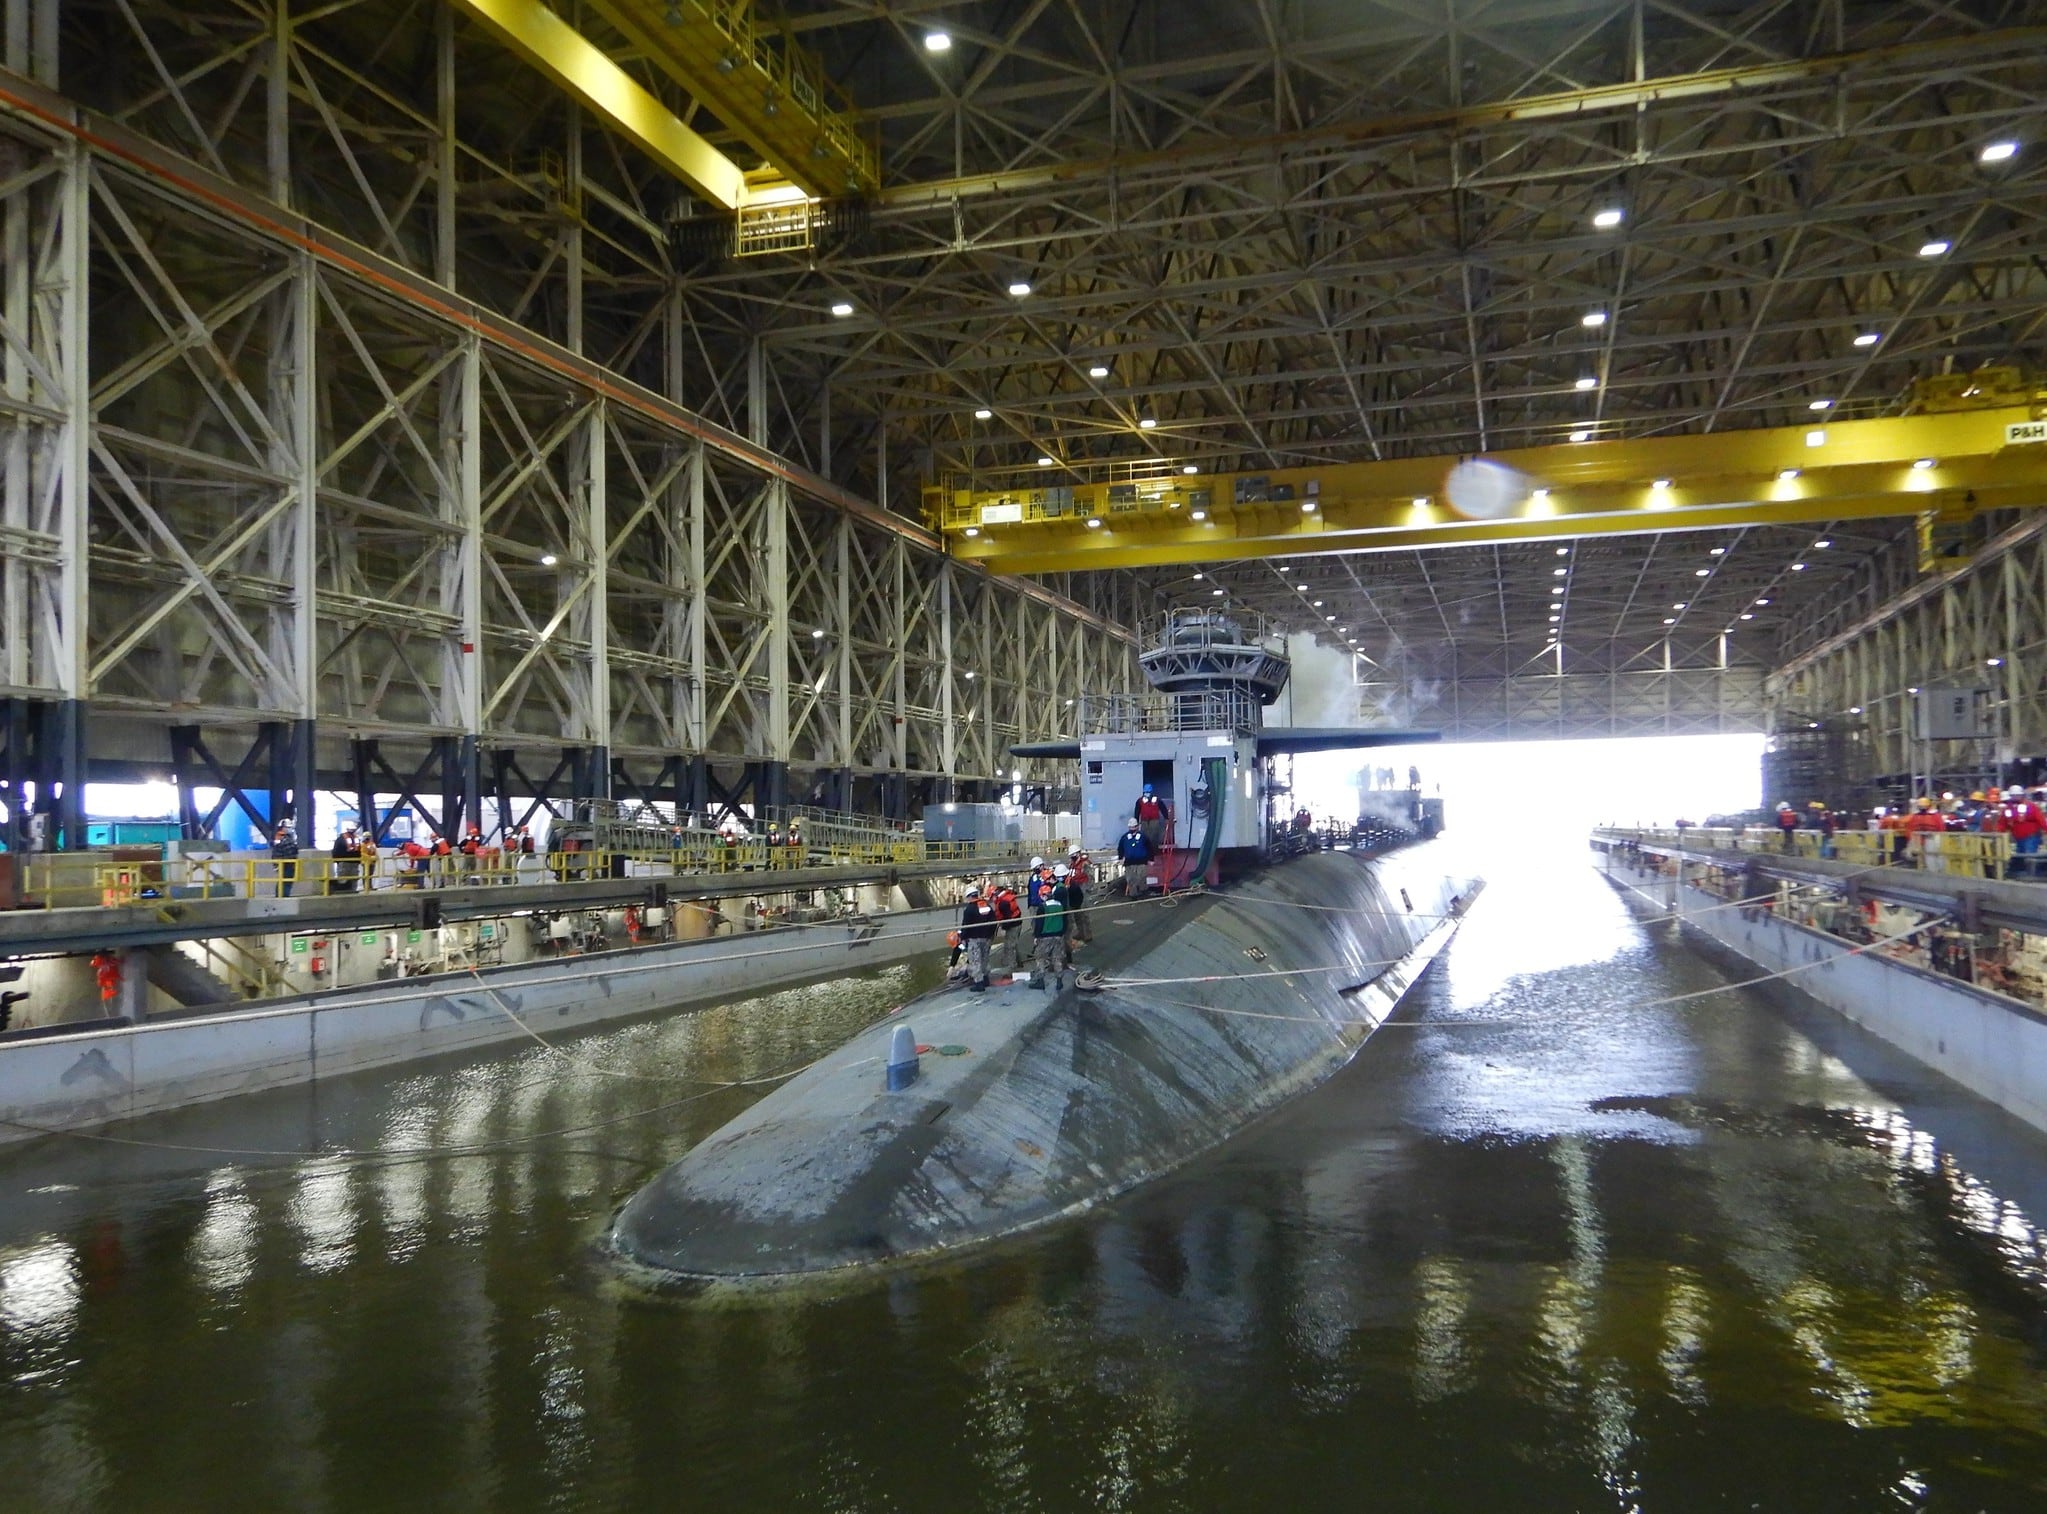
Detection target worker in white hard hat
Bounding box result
[1774,801,1798,852]
[958,884,997,992]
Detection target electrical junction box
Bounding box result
[1912,687,1989,741]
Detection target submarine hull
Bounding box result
[609,844,1479,1281]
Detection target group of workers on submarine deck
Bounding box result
[950,787,1173,994]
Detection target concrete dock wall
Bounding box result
[1602,858,2047,1134]
[0,906,952,1144]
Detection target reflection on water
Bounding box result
[6,868,2047,1509]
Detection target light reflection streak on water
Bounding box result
[1658,1270,1711,1407]
[1410,1255,1472,1401]
[190,1168,259,1297]
[0,1239,80,1357]
[288,1156,358,1276]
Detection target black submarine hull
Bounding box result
[609,843,1479,1282]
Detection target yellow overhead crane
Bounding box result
[453,0,875,234]
[930,374,2047,576]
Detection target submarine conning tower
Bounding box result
[1012,608,1444,885]
[1078,610,1286,881]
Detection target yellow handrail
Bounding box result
[10,837,1075,914]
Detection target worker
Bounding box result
[1025,856,1051,911]
[1809,801,1837,859]
[330,824,360,894]
[517,824,535,855]
[1066,847,1093,945]
[786,820,804,866]
[1774,801,1798,853]
[1877,806,1907,865]
[959,885,998,992]
[1904,796,1946,866]
[2006,789,2044,877]
[271,822,299,898]
[1133,784,1169,854]
[430,829,452,886]
[1032,863,1071,990]
[991,879,1023,969]
[399,834,430,888]
[459,824,481,883]
[1061,858,1089,952]
[1117,821,1153,895]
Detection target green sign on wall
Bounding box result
[360,932,378,946]
[406,930,422,944]
[290,938,309,955]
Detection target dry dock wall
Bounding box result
[0,906,952,1144]
[1603,858,2047,1134]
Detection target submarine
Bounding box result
[609,609,1481,1282]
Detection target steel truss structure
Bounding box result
[0,10,1143,846]
[6,0,2047,789]
[1771,507,2047,786]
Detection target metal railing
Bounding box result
[1077,689,1263,735]
[7,836,1071,915]
[1594,825,2015,881]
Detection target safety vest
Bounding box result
[1034,895,1067,937]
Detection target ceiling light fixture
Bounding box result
[1007,280,1032,297]
[923,30,952,52]
[829,301,854,317]
[1532,487,1551,501]
[1914,457,1936,470]
[973,407,992,419]
[1301,500,1317,513]
[1411,496,1430,508]
[1138,416,1157,429]
[1853,332,1881,347]
[1569,430,1591,443]
[1087,364,1109,379]
[1556,547,1569,556]
[1593,208,1623,228]
[963,526,979,537]
[1553,567,1568,577]
[1574,376,1598,391]
[1694,567,1710,576]
[1778,468,1801,481]
[1756,597,1771,605]
[1989,657,2005,667]
[1581,310,1608,328]
[1918,239,1951,258]
[1191,509,1208,521]
[1981,140,2019,163]
[539,553,558,566]
[1815,538,1831,548]
[1183,465,1199,475]
[1085,517,1102,528]
[1652,478,1672,489]
[1740,612,1754,620]
[1791,562,1807,571]
[1808,398,1833,411]
[1663,618,1676,625]
[1710,547,1726,555]
[1036,456,1054,467]
[810,628,825,639]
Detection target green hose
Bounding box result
[1187,757,1228,884]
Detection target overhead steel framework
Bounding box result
[0,15,1143,849]
[6,0,2047,776]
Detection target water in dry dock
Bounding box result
[9,855,2047,1512]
